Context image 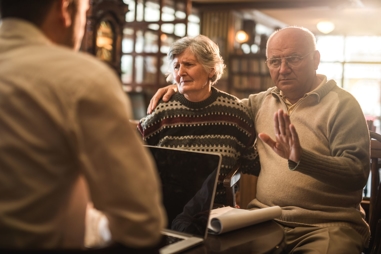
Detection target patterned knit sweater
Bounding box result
[138,87,260,204]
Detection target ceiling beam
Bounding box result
[192,0,362,11]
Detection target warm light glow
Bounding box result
[317,21,335,34]
[160,33,168,41]
[235,30,249,43]
[96,37,113,50]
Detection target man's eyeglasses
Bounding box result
[265,51,315,69]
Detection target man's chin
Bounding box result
[277,80,296,88]
[277,83,299,94]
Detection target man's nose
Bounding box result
[279,59,291,73]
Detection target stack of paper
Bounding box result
[208,206,282,235]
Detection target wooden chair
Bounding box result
[223,163,241,207]
[363,131,381,254]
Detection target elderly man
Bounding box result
[148,27,370,253]
[0,0,165,251]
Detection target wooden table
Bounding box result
[183,220,285,254]
[1,221,285,254]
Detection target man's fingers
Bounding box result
[147,89,165,114]
[258,133,276,148]
[146,85,177,114]
[289,124,299,145]
[289,123,302,162]
[274,111,280,135]
[277,109,287,135]
[283,111,292,136]
[163,86,177,102]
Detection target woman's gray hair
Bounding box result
[166,35,225,85]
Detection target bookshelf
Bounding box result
[228,53,273,99]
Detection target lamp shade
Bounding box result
[317,21,335,34]
[235,30,249,43]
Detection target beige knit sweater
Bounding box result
[244,75,370,246]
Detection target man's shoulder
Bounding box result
[51,46,110,71]
[246,86,277,104]
[39,45,119,84]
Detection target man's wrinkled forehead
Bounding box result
[266,29,310,57]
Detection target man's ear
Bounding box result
[59,0,73,27]
[313,50,320,71]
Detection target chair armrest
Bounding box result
[221,164,241,207]
[223,165,241,188]
[370,131,381,142]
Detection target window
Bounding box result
[317,36,381,132]
[121,0,200,97]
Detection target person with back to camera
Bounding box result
[147,27,370,253]
[0,0,166,252]
[138,34,260,207]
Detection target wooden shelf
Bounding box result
[228,53,272,98]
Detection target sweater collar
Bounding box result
[307,74,337,102]
[173,86,219,109]
[272,74,337,103]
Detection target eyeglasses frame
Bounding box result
[265,51,316,69]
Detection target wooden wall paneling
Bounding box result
[200,11,235,91]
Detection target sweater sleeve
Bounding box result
[295,93,370,192]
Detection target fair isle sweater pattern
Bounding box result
[138,87,260,204]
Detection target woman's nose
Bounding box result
[178,65,186,75]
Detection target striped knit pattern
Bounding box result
[138,87,260,204]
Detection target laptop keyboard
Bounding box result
[164,235,184,244]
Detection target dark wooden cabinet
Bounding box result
[81,0,128,77]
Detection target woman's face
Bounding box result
[172,48,213,102]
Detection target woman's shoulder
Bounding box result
[213,87,241,101]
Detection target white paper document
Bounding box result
[208,206,282,235]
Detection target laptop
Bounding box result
[145,146,222,254]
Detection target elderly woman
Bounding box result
[138,35,259,205]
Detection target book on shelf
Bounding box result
[241,75,248,88]
[208,206,282,235]
[248,76,261,90]
[240,59,248,72]
[231,58,240,72]
[233,75,241,89]
[264,76,274,90]
[250,59,260,73]
[259,59,268,75]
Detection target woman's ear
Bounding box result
[209,68,216,79]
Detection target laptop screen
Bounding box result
[145,146,221,238]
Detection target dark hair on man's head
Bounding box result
[0,0,57,26]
